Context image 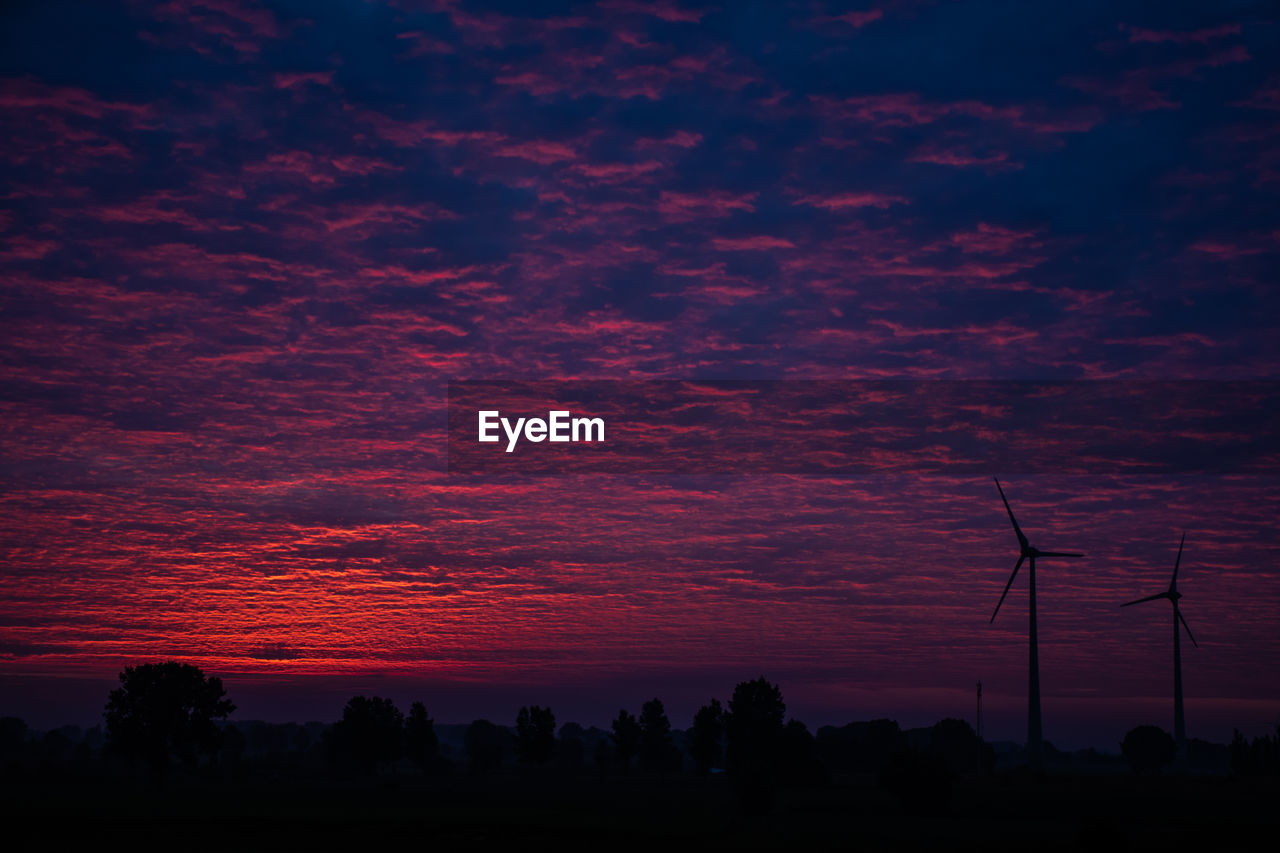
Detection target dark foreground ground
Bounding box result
[2,770,1276,851]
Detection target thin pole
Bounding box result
[1028,555,1042,768]
[977,680,984,774]
[1173,603,1186,760]
[976,680,983,741]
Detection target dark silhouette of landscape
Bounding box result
[2,662,1277,849]
[4,2,1280,849]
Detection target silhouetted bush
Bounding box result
[1121,725,1175,774]
[103,661,235,775]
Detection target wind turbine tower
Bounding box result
[989,478,1083,767]
[1121,532,1199,759]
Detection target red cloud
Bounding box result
[273,71,334,89]
[814,92,1099,134]
[1121,23,1241,44]
[598,0,706,23]
[657,190,758,220]
[812,9,884,29]
[792,191,908,210]
[712,235,797,250]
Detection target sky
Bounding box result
[1,0,1279,750]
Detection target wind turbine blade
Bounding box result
[1169,532,1185,591]
[1036,551,1083,558]
[990,555,1024,623]
[993,478,1028,549]
[1120,591,1169,607]
[1178,609,1199,648]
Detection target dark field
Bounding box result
[4,770,1276,851]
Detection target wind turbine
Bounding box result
[1121,532,1198,759]
[989,477,1083,767]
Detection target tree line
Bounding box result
[3,661,1275,813]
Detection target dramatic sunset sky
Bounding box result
[2,1,1278,749]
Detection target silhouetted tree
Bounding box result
[725,676,786,810]
[516,705,556,765]
[1230,728,1249,774]
[639,697,678,774]
[103,661,235,774]
[593,735,613,776]
[41,728,72,763]
[0,716,28,767]
[1230,726,1280,776]
[816,718,906,774]
[222,723,246,771]
[1121,725,1176,774]
[690,699,724,775]
[328,696,404,773]
[929,717,991,775]
[556,723,586,773]
[780,718,828,785]
[611,709,641,770]
[1262,725,1279,775]
[465,719,504,775]
[405,701,439,770]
